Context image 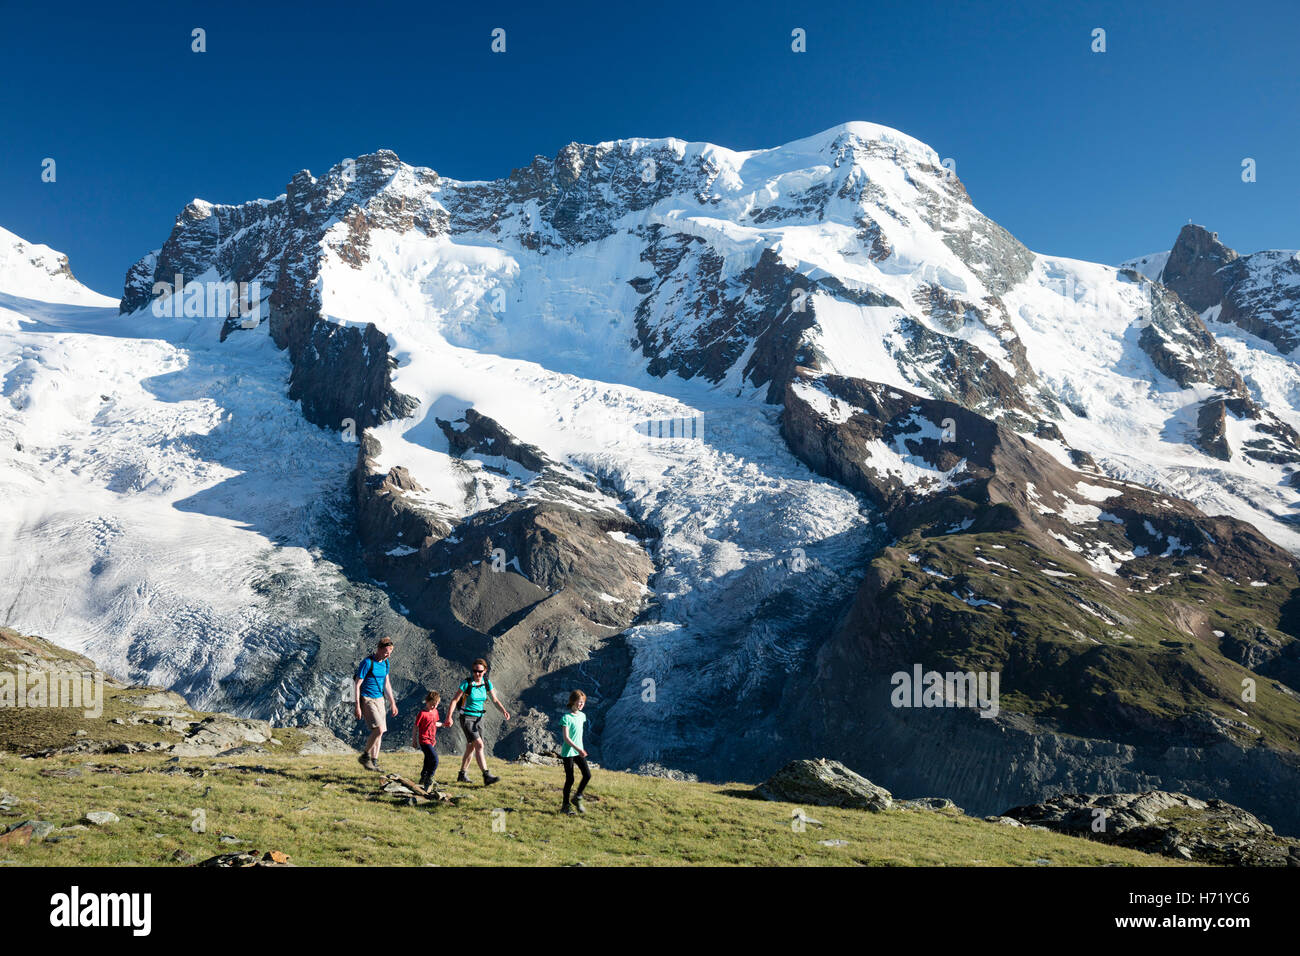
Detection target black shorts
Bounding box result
[460,714,484,741]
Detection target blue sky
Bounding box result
[2,0,1297,295]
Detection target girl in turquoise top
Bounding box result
[559,690,591,815]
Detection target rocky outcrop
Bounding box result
[1155,224,1300,355]
[170,715,275,757]
[1162,225,1239,313]
[1196,398,1232,461]
[495,708,561,760]
[633,242,823,404]
[1002,790,1300,866]
[1137,279,1244,393]
[755,758,893,811]
[270,305,418,432]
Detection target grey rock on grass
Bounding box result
[755,758,892,811]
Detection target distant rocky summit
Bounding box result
[1137,223,1300,354]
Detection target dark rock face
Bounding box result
[1162,224,1239,313]
[1002,790,1300,866]
[632,242,823,404]
[781,373,1080,534]
[273,309,418,432]
[438,408,549,473]
[755,758,893,810]
[1196,399,1232,461]
[1137,279,1244,393]
[1193,395,1300,465]
[894,317,1040,424]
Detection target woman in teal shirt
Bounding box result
[446,658,510,786]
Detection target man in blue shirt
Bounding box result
[354,636,397,772]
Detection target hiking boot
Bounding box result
[574,795,587,814]
[561,801,576,815]
[456,770,471,784]
[482,771,500,786]
[369,760,384,773]
[357,753,369,770]
[418,775,432,791]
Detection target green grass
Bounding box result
[0,752,1190,867]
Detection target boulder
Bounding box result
[754,758,893,811]
[47,825,88,843]
[194,849,295,867]
[83,811,119,826]
[196,852,260,867]
[7,820,54,841]
[0,824,34,846]
[896,797,962,813]
[632,762,699,782]
[292,725,354,755]
[171,714,274,756]
[123,690,191,711]
[516,752,560,766]
[216,745,269,757]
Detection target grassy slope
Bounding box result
[0,627,324,756]
[876,529,1300,750]
[0,752,1183,867]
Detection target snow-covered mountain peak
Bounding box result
[0,225,115,307]
[115,126,1300,564]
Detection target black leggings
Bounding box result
[562,756,591,802]
[420,744,438,779]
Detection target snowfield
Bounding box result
[0,259,357,710]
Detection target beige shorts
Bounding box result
[360,697,387,733]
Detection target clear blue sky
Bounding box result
[2,0,1296,295]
